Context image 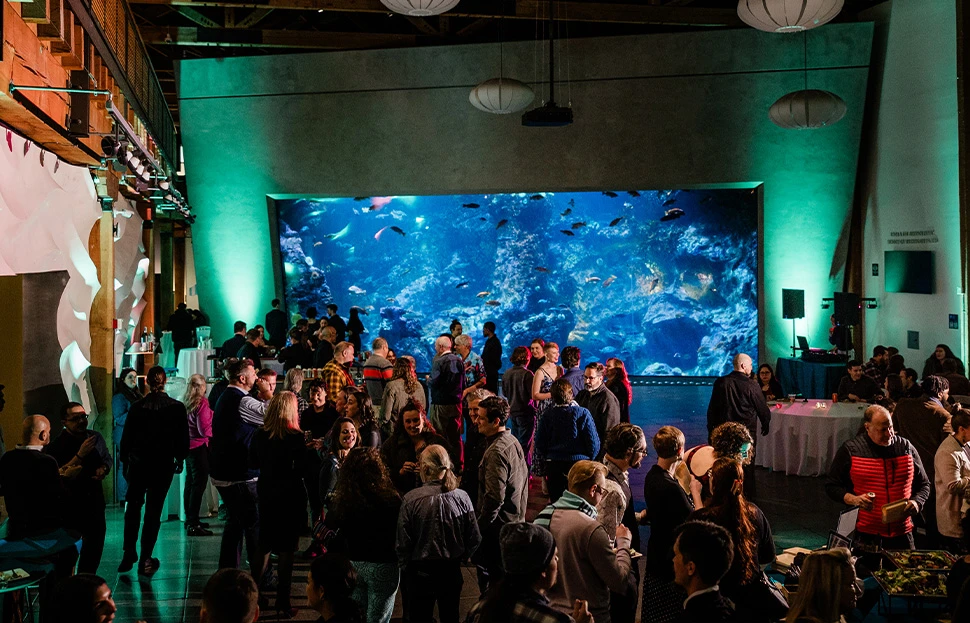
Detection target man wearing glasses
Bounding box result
[576,363,621,459]
[45,402,113,574]
[534,460,634,623]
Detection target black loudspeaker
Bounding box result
[834,292,861,325]
[68,71,90,137]
[782,289,805,319]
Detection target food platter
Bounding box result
[883,550,956,571]
[871,568,948,599]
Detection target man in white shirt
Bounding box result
[935,408,970,551]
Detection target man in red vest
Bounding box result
[826,405,930,550]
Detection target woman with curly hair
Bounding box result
[346,388,381,448]
[249,391,307,617]
[605,357,634,424]
[327,447,403,623]
[380,399,446,494]
[785,548,860,623]
[710,421,757,501]
[379,357,427,433]
[690,458,776,621]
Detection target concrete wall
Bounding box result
[859,0,966,368]
[179,24,874,365]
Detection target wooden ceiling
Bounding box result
[127,0,885,128]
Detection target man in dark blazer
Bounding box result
[264,299,289,350]
[674,520,736,623]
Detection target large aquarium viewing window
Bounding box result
[273,188,759,376]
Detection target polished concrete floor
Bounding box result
[91,385,934,622]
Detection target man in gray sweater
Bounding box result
[473,396,528,595]
[534,460,634,623]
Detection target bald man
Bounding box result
[706,354,771,498]
[0,416,79,538]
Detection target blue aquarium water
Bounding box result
[275,189,758,375]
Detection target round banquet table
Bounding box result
[755,400,868,477]
[177,348,216,379]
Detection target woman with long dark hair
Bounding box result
[345,388,381,448]
[923,343,965,378]
[380,399,446,494]
[397,444,480,623]
[757,364,784,402]
[347,308,366,356]
[327,447,403,623]
[119,366,189,575]
[182,373,213,536]
[307,553,363,622]
[112,367,141,503]
[319,417,359,512]
[690,457,776,620]
[249,391,307,618]
[605,357,634,423]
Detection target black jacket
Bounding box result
[265,308,289,348]
[576,384,621,453]
[0,449,63,538]
[706,371,771,439]
[681,590,736,622]
[210,387,260,482]
[221,334,246,359]
[120,392,190,479]
[481,336,503,375]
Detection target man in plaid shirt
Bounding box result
[322,341,356,399]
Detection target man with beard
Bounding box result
[322,342,357,405]
[576,363,621,459]
[45,402,112,573]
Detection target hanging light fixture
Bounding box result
[769,90,846,129]
[470,78,534,115]
[470,0,533,115]
[769,32,846,129]
[379,0,459,17]
[522,0,573,127]
[738,0,843,33]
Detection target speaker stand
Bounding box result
[790,318,798,358]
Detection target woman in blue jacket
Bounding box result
[535,378,600,502]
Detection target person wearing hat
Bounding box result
[464,522,591,623]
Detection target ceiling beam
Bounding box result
[405,16,440,35]
[236,8,274,28]
[175,6,223,28]
[140,25,418,48]
[128,0,740,27]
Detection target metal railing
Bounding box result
[67,0,178,173]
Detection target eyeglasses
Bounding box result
[65,414,88,423]
[631,447,647,456]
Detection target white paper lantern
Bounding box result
[469,78,535,115]
[380,0,460,16]
[738,0,843,33]
[769,89,846,129]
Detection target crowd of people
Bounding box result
[1,303,969,623]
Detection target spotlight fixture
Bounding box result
[101,136,122,157]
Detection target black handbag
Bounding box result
[748,571,790,621]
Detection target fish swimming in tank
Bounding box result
[560,230,575,236]
[609,217,624,227]
[477,291,491,298]
[602,275,617,287]
[663,198,678,207]
[571,222,586,229]
[561,208,572,217]
[660,208,685,222]
[585,276,602,283]
[456,281,470,288]
[602,191,618,198]
[627,190,641,197]
[529,194,544,201]
[535,267,550,273]
[485,300,501,306]
[348,285,367,295]
[496,220,508,229]
[462,203,480,208]
[390,226,406,236]
[353,197,368,201]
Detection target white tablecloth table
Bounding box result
[755,400,868,476]
[177,348,216,379]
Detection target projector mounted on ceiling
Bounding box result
[522,102,574,127]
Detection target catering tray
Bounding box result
[871,568,948,599]
[883,550,956,571]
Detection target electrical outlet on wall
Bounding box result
[907,331,920,350]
